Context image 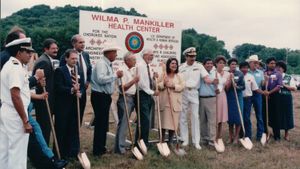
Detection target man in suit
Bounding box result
[54,49,84,158]
[60,34,92,122]
[32,38,59,145]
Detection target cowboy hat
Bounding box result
[246,55,261,62]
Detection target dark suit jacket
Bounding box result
[0,49,11,71]
[60,51,92,85]
[32,53,56,105]
[54,65,84,158]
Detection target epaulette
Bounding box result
[12,60,19,65]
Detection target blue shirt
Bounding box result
[199,69,216,96]
[91,56,116,94]
[248,69,264,89]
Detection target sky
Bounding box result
[1,0,300,53]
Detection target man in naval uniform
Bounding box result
[0,38,34,169]
[179,47,215,150]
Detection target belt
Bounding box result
[186,87,196,91]
[243,96,251,99]
[199,95,216,98]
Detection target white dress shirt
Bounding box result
[119,64,136,95]
[136,60,154,95]
[243,73,259,97]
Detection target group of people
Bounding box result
[0,26,297,169]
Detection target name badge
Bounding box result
[270,74,276,81]
[234,76,239,80]
[255,73,261,77]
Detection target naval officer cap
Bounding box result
[183,47,197,56]
[5,38,35,52]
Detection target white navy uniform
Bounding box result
[0,57,31,169]
[179,61,208,146]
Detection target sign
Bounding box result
[79,10,182,70]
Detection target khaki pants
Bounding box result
[199,97,216,143]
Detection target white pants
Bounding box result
[0,105,29,169]
[179,89,200,144]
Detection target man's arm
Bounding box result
[11,87,32,133]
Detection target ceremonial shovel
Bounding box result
[74,66,91,169]
[120,79,143,160]
[231,78,253,150]
[42,85,62,159]
[261,80,270,145]
[136,67,148,155]
[214,72,225,153]
[155,78,170,157]
[166,88,186,156]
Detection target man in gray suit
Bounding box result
[32,38,59,145]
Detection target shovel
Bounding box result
[120,79,143,160]
[261,80,270,145]
[214,72,225,153]
[155,78,170,157]
[232,78,253,150]
[166,88,186,156]
[42,86,62,159]
[74,66,91,169]
[136,67,148,155]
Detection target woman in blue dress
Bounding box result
[226,58,245,143]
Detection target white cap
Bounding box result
[5,38,34,52]
[183,47,196,56]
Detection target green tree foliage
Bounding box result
[181,29,230,63]
[1,5,229,64]
[0,5,146,56]
[233,43,300,74]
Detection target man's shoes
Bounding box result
[51,157,68,169]
[182,141,188,146]
[194,143,202,150]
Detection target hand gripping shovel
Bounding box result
[214,72,225,153]
[42,86,62,160]
[231,78,253,150]
[136,67,148,155]
[120,78,143,160]
[261,80,269,145]
[75,66,91,169]
[166,88,186,156]
[155,78,170,157]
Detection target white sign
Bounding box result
[79,10,181,71]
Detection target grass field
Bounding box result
[29,91,300,169]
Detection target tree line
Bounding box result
[1,4,299,74]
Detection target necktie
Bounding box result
[147,64,153,89]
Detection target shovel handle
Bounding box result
[231,78,246,137]
[120,78,134,146]
[42,86,61,159]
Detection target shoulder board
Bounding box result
[12,60,19,65]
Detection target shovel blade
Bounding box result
[174,147,186,156]
[261,133,267,146]
[214,140,225,153]
[138,139,147,155]
[132,147,143,160]
[239,138,252,150]
[244,137,253,150]
[162,143,171,156]
[217,139,225,152]
[78,152,91,169]
[157,143,168,157]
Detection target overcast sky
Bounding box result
[1,0,299,52]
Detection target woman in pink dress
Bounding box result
[214,56,231,141]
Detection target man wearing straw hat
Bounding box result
[0,38,34,169]
[91,43,123,156]
[114,52,139,154]
[246,55,265,141]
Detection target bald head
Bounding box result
[71,34,85,52]
[141,49,154,64]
